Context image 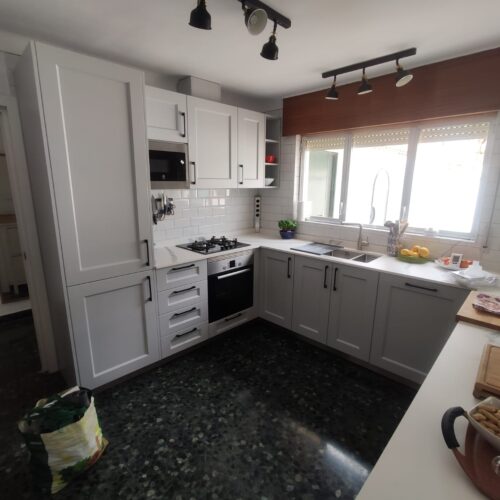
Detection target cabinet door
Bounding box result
[370,274,468,383]
[35,42,152,286]
[259,249,294,329]
[291,256,331,344]
[68,271,160,389]
[327,264,379,361]
[145,86,187,143]
[237,108,265,188]
[187,96,237,188]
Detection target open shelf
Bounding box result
[265,114,282,188]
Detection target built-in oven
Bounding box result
[149,140,189,189]
[208,251,254,323]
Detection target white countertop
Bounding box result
[154,232,477,289]
[357,321,500,500]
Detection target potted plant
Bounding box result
[278,219,298,239]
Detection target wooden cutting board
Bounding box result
[456,291,500,331]
[473,344,500,398]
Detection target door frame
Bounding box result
[0,93,58,372]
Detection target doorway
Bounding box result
[0,95,57,373]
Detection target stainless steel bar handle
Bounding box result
[191,161,196,185]
[216,268,252,280]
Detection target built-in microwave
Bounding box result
[149,140,189,189]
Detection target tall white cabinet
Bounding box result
[16,42,159,388]
[237,108,265,188]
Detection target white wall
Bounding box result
[261,118,500,273]
[152,188,259,244]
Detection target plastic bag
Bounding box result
[18,386,108,495]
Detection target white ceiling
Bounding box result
[0,0,499,100]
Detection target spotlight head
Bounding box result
[326,77,339,100]
[245,7,268,35]
[357,70,373,95]
[189,0,211,30]
[395,62,413,87]
[261,22,279,60]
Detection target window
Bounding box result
[301,117,492,240]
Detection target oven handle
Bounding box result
[216,268,252,280]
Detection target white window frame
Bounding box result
[299,114,497,242]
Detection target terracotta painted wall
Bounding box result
[283,48,500,136]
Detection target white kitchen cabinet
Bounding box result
[291,256,331,344]
[161,322,209,358]
[327,264,379,361]
[34,42,152,286]
[145,86,188,143]
[370,274,468,383]
[187,96,238,188]
[156,260,207,291]
[67,271,160,389]
[259,249,294,329]
[237,108,265,188]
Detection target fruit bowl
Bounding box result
[397,254,430,264]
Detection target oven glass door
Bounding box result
[149,149,187,183]
[208,266,254,323]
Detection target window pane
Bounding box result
[345,143,407,225]
[409,136,487,234]
[304,148,344,218]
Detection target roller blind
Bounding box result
[419,121,490,143]
[352,128,410,148]
[302,134,346,151]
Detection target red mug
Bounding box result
[266,155,277,163]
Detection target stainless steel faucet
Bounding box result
[342,222,369,250]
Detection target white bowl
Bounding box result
[265,178,274,186]
[467,396,500,451]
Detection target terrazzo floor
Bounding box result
[2,318,416,499]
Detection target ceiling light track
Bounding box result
[322,48,416,79]
[322,48,416,100]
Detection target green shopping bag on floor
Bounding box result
[18,386,108,495]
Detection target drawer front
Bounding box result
[156,260,207,291]
[159,303,208,336]
[208,306,256,338]
[161,322,208,358]
[158,280,207,314]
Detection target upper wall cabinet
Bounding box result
[145,86,188,143]
[237,108,265,188]
[32,43,153,286]
[187,96,238,189]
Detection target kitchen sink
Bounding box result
[327,248,381,263]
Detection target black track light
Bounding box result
[243,3,268,36]
[395,60,413,87]
[357,69,373,95]
[326,76,339,100]
[261,21,279,61]
[189,0,211,30]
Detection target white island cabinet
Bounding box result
[370,274,469,383]
[16,41,159,388]
[327,264,379,361]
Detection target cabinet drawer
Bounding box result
[161,322,208,358]
[208,306,256,338]
[159,303,208,336]
[158,280,207,314]
[156,260,207,291]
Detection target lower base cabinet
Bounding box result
[291,256,331,344]
[68,270,160,389]
[327,264,379,361]
[161,322,208,358]
[259,249,294,329]
[370,274,468,383]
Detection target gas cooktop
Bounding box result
[177,236,250,254]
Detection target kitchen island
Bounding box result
[357,320,500,499]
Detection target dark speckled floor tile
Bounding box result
[2,319,416,499]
